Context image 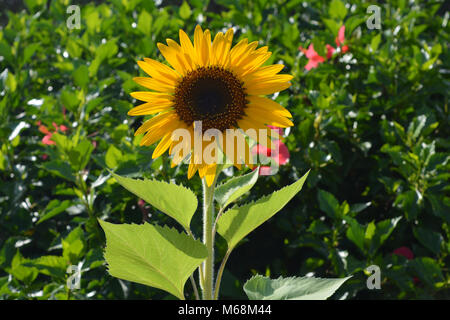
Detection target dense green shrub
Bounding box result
[0,0,448,299]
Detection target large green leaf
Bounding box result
[244,275,351,300]
[214,168,259,209]
[217,170,309,251]
[111,172,198,231]
[99,220,207,300]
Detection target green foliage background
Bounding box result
[0,0,449,299]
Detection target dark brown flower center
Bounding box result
[173,66,247,132]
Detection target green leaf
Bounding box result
[68,139,94,171]
[413,227,442,255]
[60,89,80,113]
[179,1,192,19]
[371,217,401,252]
[23,43,40,64]
[411,257,444,287]
[99,220,207,300]
[329,0,347,20]
[217,170,309,251]
[62,226,86,264]
[243,275,351,300]
[394,190,420,220]
[41,160,76,182]
[105,145,124,168]
[364,221,376,241]
[345,217,366,253]
[350,202,371,215]
[137,10,152,34]
[322,18,340,35]
[37,199,71,225]
[89,40,118,77]
[215,168,259,209]
[111,172,198,231]
[8,251,39,285]
[73,65,89,89]
[27,256,67,279]
[317,189,340,218]
[5,71,16,92]
[371,33,382,52]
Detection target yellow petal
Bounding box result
[245,108,294,128]
[157,43,187,75]
[238,117,273,149]
[135,111,176,136]
[242,64,285,82]
[231,41,259,67]
[179,29,196,60]
[211,32,224,65]
[133,77,174,93]
[198,163,208,178]
[152,132,173,159]
[140,118,183,146]
[137,60,179,85]
[238,51,272,76]
[247,96,292,118]
[187,160,198,179]
[130,91,173,102]
[204,163,217,186]
[245,81,291,95]
[128,101,173,116]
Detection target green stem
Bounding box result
[214,250,231,300]
[189,274,200,300]
[201,176,217,300]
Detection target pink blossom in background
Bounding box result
[138,199,149,216]
[326,44,336,59]
[251,128,291,176]
[276,140,290,165]
[393,246,414,260]
[300,25,349,67]
[393,247,420,284]
[38,121,69,146]
[335,25,348,53]
[299,44,325,70]
[42,134,55,145]
[38,125,55,145]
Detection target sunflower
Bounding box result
[129,25,293,186]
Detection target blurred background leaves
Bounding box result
[0,0,448,299]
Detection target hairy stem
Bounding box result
[202,176,217,300]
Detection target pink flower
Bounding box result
[326,44,336,59]
[335,25,349,53]
[138,199,149,217]
[325,25,349,60]
[251,138,290,176]
[276,140,290,165]
[38,122,69,145]
[393,247,414,260]
[42,134,55,145]
[38,125,55,145]
[299,44,325,70]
